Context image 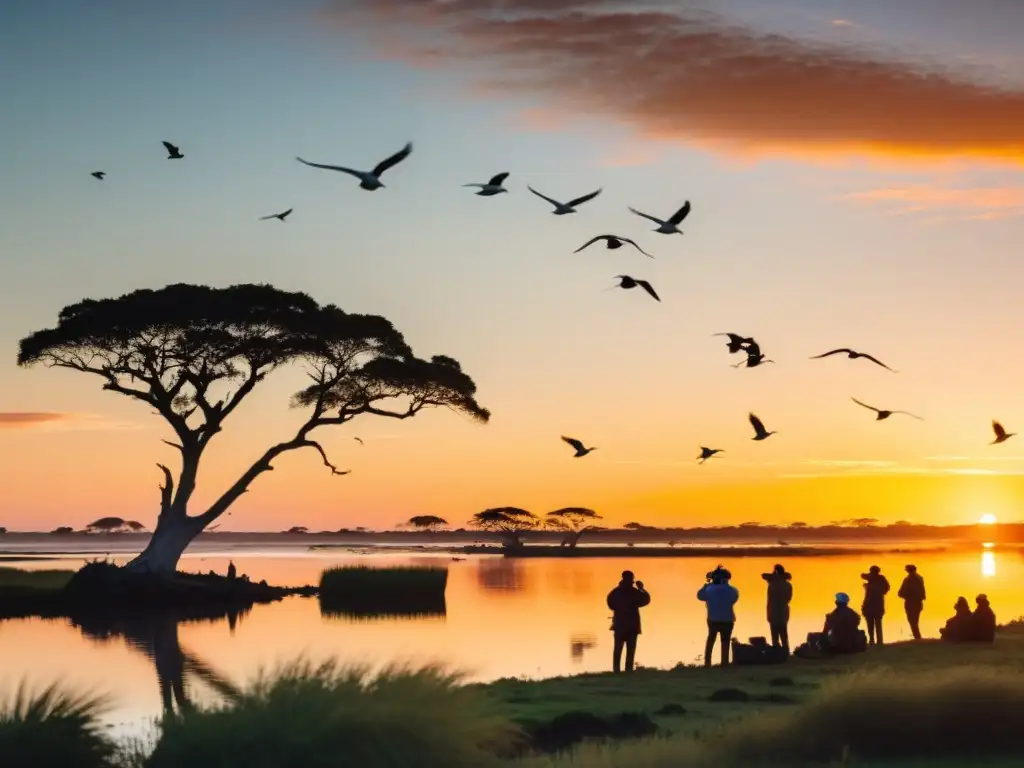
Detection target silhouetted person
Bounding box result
[606,570,650,673]
[762,563,793,653]
[822,592,864,653]
[940,596,972,641]
[971,594,996,643]
[898,564,926,640]
[860,565,890,645]
[698,565,739,666]
[227,561,237,581]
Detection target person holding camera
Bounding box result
[698,565,740,666]
[606,570,651,673]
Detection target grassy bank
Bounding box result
[0,566,76,590]
[318,565,448,617]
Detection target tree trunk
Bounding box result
[125,516,203,575]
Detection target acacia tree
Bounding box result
[546,507,602,548]
[405,515,448,532]
[17,283,489,575]
[468,507,539,549]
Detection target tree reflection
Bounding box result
[475,558,528,593]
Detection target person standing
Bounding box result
[860,565,890,645]
[698,565,740,666]
[606,570,651,673]
[762,564,793,653]
[897,564,926,640]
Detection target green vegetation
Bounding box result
[0,681,119,768]
[318,565,448,616]
[145,660,516,768]
[0,566,75,591]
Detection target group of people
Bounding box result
[605,563,998,673]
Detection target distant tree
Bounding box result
[0,527,6,535]
[891,520,912,527]
[51,526,75,534]
[623,522,650,531]
[405,515,449,532]
[355,527,368,533]
[125,520,146,532]
[546,507,603,548]
[739,521,762,529]
[469,507,540,549]
[851,518,879,528]
[86,516,128,533]
[284,526,309,534]
[17,283,489,576]
[788,522,809,528]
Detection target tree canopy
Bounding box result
[406,515,449,531]
[17,283,489,572]
[545,507,602,532]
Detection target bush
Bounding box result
[145,659,518,768]
[318,566,447,616]
[0,680,118,768]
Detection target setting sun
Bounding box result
[979,513,998,525]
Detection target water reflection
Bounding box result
[982,550,996,578]
[476,558,527,593]
[569,633,596,663]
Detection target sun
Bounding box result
[979,513,998,525]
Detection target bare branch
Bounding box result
[157,463,174,512]
[297,439,351,476]
[162,439,184,451]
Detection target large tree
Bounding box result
[546,507,602,548]
[17,283,489,575]
[468,507,539,549]
[405,515,449,532]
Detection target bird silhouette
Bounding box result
[353,437,364,445]
[527,186,601,214]
[810,348,897,372]
[714,333,754,354]
[296,142,413,191]
[749,413,776,441]
[259,208,293,222]
[628,201,691,234]
[574,235,653,258]
[464,172,510,196]
[90,171,105,180]
[609,275,660,302]
[562,436,596,457]
[991,420,1016,444]
[850,397,922,421]
[698,446,723,463]
[162,141,184,159]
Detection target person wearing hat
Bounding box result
[698,565,740,666]
[761,563,793,654]
[822,591,863,653]
[860,565,891,645]
[606,569,651,673]
[897,564,926,640]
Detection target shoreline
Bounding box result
[459,544,949,558]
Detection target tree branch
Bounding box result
[157,463,174,514]
[297,439,351,476]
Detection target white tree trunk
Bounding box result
[125,518,203,575]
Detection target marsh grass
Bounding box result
[0,566,75,590]
[318,565,448,615]
[145,659,519,768]
[0,681,118,768]
[516,665,1024,767]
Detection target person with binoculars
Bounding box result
[697,565,740,666]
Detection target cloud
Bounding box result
[831,19,860,28]
[804,459,897,468]
[0,412,139,431]
[325,0,1024,166]
[841,185,1024,220]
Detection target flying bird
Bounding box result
[714,333,754,355]
[850,397,923,421]
[749,413,776,441]
[991,420,1016,445]
[810,348,897,372]
[259,208,293,222]
[527,185,602,214]
[562,435,597,457]
[628,201,691,234]
[90,171,105,180]
[162,141,184,159]
[609,275,660,302]
[574,235,653,258]
[463,172,510,196]
[698,446,723,464]
[296,141,413,191]
[353,437,364,445]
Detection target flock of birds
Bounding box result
[90,140,1019,464]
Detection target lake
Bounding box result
[0,544,1019,738]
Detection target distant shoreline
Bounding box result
[458,544,949,558]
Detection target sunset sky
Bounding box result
[3,0,1024,531]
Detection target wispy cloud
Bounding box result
[0,412,138,431]
[830,19,860,29]
[804,459,897,468]
[326,0,1024,166]
[841,186,1024,220]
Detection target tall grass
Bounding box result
[318,565,448,615]
[0,566,76,590]
[519,666,1024,767]
[0,680,118,768]
[145,659,518,768]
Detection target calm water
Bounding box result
[1,546,1019,737]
